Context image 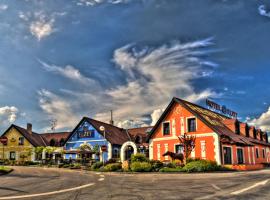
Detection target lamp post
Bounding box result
[99,126,106,166]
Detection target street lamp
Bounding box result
[99,126,106,165]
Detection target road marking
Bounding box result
[211,184,221,190]
[98,178,104,181]
[0,183,95,199]
[100,174,105,178]
[231,179,269,195]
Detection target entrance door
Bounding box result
[223,147,232,164]
[125,146,134,161]
[237,148,244,164]
[10,151,16,160]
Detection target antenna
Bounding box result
[50,119,57,132]
[110,110,114,125]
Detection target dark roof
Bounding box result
[40,132,70,147]
[148,97,270,146]
[127,127,152,145]
[65,117,131,145]
[1,124,47,147]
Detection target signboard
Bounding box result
[206,99,237,118]
[78,125,95,138]
[101,145,107,152]
[0,136,8,145]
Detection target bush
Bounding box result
[70,163,81,169]
[159,167,184,172]
[183,160,220,173]
[186,158,201,163]
[150,160,163,172]
[130,162,152,172]
[104,163,122,172]
[0,166,13,174]
[91,161,103,170]
[131,154,148,163]
[24,161,38,166]
[105,158,118,165]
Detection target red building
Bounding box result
[148,97,270,170]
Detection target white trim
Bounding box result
[157,144,161,160]
[164,143,169,160]
[180,117,185,135]
[152,132,215,142]
[107,142,112,160]
[200,140,206,159]
[248,147,251,164]
[222,145,233,165]
[172,119,176,136]
[162,121,171,136]
[213,133,221,165]
[186,116,197,133]
[252,147,255,164]
[66,139,107,144]
[120,141,137,162]
[149,139,153,160]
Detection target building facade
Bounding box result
[148,97,270,170]
[64,117,151,162]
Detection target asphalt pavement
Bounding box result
[1,166,270,200]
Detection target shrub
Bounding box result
[91,161,103,170]
[183,160,220,173]
[131,154,148,163]
[186,158,201,163]
[24,161,38,166]
[105,158,118,165]
[0,166,13,174]
[104,163,122,172]
[150,160,163,172]
[159,167,184,172]
[130,162,152,172]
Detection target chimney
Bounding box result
[256,129,262,141]
[249,126,257,139]
[110,110,114,125]
[27,123,32,134]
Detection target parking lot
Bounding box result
[1,167,270,200]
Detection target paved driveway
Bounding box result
[1,167,270,199]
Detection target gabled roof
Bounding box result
[64,117,130,145]
[148,97,268,146]
[1,124,47,147]
[127,126,152,145]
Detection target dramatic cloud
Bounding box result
[95,38,218,126]
[38,89,79,130]
[0,106,19,125]
[258,5,270,18]
[37,38,218,129]
[248,107,270,131]
[39,60,96,85]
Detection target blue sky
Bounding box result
[1,0,270,132]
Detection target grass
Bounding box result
[0,166,13,174]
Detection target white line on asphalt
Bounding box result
[231,179,269,195]
[100,174,105,177]
[0,183,95,199]
[98,178,104,181]
[211,184,221,190]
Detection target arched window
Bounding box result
[50,139,56,147]
[59,138,65,146]
[135,136,142,144]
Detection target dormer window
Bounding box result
[245,126,249,137]
[235,121,240,135]
[187,118,196,132]
[163,122,170,135]
[253,129,257,139]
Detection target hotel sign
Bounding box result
[206,99,237,118]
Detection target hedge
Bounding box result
[131,154,149,163]
[104,163,122,172]
[130,162,152,172]
[183,160,220,172]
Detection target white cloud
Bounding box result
[0,106,19,125]
[39,60,96,85]
[100,38,217,124]
[248,107,270,131]
[30,18,55,41]
[38,89,78,130]
[38,38,218,130]
[117,119,148,129]
[258,5,270,18]
[0,4,8,11]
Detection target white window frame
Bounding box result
[236,147,245,164]
[186,116,197,133]
[222,145,233,165]
[157,144,161,160]
[162,121,171,136]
